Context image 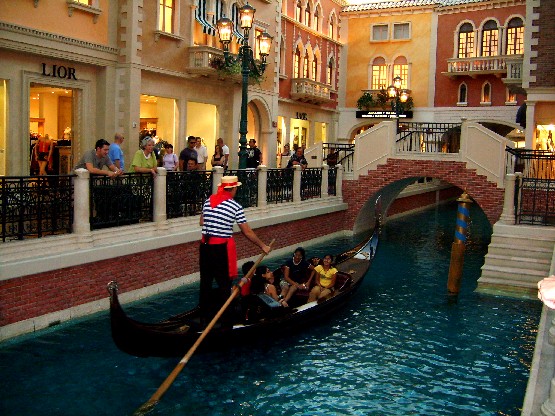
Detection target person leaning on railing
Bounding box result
[74,138,123,177]
[131,137,158,177]
[286,147,308,170]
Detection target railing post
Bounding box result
[336,164,344,198]
[321,164,329,198]
[153,167,167,225]
[293,165,302,203]
[212,166,224,194]
[499,173,517,225]
[257,165,268,207]
[72,168,92,240]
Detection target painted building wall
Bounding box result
[435,2,526,108]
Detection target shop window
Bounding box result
[371,57,387,90]
[393,23,410,40]
[372,24,388,41]
[457,22,475,58]
[481,20,499,57]
[481,82,491,105]
[506,17,524,55]
[457,83,468,106]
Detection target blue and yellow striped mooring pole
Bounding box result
[447,191,473,294]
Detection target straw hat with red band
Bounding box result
[219,175,242,188]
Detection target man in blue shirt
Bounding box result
[108,133,125,172]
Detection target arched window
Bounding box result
[458,83,467,104]
[304,50,310,78]
[327,57,335,86]
[506,17,524,55]
[458,23,475,58]
[305,3,311,28]
[371,57,387,90]
[314,7,320,31]
[481,20,499,57]
[312,56,318,81]
[295,0,302,22]
[506,87,517,104]
[392,56,408,89]
[482,82,491,103]
[329,17,335,40]
[294,46,301,78]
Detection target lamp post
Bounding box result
[387,75,410,133]
[217,4,272,169]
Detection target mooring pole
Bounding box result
[447,191,473,294]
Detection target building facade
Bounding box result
[0,0,281,176]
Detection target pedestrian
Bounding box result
[199,175,271,325]
[74,138,122,177]
[131,136,158,176]
[246,138,262,169]
[217,137,230,170]
[108,133,125,172]
[195,137,208,171]
[162,143,178,171]
[179,136,198,171]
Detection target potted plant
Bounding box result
[356,91,374,110]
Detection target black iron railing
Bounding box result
[267,168,294,203]
[396,122,461,153]
[0,175,74,242]
[322,143,354,172]
[301,168,322,200]
[90,173,153,229]
[226,169,258,208]
[166,171,213,219]
[506,148,555,225]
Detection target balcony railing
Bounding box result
[395,122,462,154]
[186,46,223,76]
[290,78,333,104]
[444,55,523,82]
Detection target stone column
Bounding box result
[321,164,329,198]
[336,164,344,198]
[499,173,518,225]
[293,165,302,203]
[72,168,92,244]
[153,167,167,225]
[257,165,268,207]
[212,166,224,194]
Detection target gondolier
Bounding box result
[199,175,271,324]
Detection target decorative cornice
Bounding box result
[282,15,343,47]
[0,21,118,55]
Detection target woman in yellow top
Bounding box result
[131,137,157,176]
[307,254,337,303]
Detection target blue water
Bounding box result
[0,203,541,415]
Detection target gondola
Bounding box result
[107,224,379,358]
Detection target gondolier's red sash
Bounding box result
[201,235,238,280]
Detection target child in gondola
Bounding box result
[251,265,288,308]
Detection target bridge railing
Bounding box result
[396,122,462,153]
[322,143,355,173]
[506,148,555,225]
[0,164,342,242]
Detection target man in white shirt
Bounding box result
[217,137,230,170]
[195,137,208,170]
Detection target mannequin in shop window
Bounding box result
[33,134,53,175]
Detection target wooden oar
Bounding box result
[134,239,275,416]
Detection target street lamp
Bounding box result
[216,4,272,169]
[387,75,410,133]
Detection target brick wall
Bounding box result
[343,159,504,228]
[0,211,346,327]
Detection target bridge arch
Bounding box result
[343,159,505,234]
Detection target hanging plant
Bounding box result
[209,56,264,85]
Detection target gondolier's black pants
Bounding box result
[199,242,232,325]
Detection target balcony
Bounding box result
[290,78,334,105]
[185,46,223,77]
[443,55,523,85]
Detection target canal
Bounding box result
[0,202,541,415]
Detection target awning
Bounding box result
[196,0,215,36]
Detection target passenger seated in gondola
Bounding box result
[251,266,288,307]
[280,247,314,304]
[307,254,337,303]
